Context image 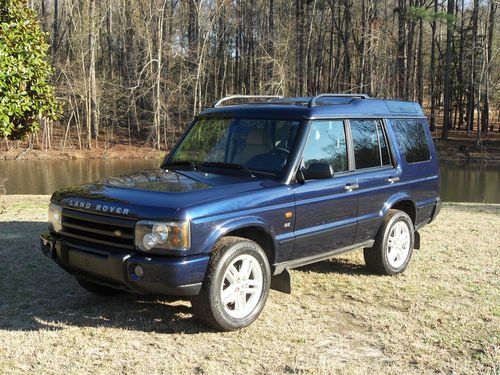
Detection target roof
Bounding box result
[199,96,426,120]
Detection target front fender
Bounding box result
[198,216,277,255]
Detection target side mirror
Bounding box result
[302,162,334,180]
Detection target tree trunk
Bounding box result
[467,0,479,137]
[268,0,274,83]
[442,0,454,141]
[456,0,465,130]
[295,0,305,96]
[359,0,367,93]
[416,2,424,106]
[52,0,58,55]
[482,1,496,135]
[154,0,168,150]
[405,0,416,100]
[89,0,99,146]
[342,0,352,92]
[396,0,406,99]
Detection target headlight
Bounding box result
[135,220,190,252]
[48,203,63,232]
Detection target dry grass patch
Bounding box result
[0,196,498,374]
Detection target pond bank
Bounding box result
[0,144,165,161]
[436,137,500,163]
[1,137,500,163]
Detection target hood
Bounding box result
[51,169,268,220]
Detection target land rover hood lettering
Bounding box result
[68,200,130,215]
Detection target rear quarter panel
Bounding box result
[386,117,440,227]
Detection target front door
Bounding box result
[293,119,359,259]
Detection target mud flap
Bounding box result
[414,230,421,249]
[271,269,291,294]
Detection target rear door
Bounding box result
[293,119,359,259]
[349,119,401,243]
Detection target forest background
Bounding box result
[0,0,498,158]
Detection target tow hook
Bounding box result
[40,233,56,259]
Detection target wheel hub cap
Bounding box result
[387,221,411,269]
[220,254,263,319]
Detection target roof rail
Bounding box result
[308,93,369,108]
[213,95,283,107]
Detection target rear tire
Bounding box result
[190,236,271,331]
[364,209,415,275]
[76,278,121,296]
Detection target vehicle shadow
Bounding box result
[0,221,212,334]
[294,256,371,276]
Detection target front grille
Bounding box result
[61,208,135,251]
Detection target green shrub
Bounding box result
[0,0,60,140]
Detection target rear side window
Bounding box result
[393,119,431,163]
[350,120,392,169]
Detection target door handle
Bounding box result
[343,183,359,191]
[386,176,400,184]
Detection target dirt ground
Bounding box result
[0,196,498,374]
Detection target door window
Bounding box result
[350,119,391,169]
[302,120,348,173]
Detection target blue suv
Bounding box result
[41,94,441,331]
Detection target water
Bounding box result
[0,159,160,195]
[438,161,499,203]
[0,159,498,203]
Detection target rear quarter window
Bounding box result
[393,119,431,163]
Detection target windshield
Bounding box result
[167,117,301,176]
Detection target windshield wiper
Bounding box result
[163,160,199,170]
[202,162,255,177]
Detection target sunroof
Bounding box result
[312,97,357,105]
[385,101,419,113]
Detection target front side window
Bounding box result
[350,119,391,169]
[393,119,431,163]
[169,117,300,176]
[302,120,348,173]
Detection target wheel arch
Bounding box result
[383,194,417,225]
[225,226,276,265]
[201,218,278,266]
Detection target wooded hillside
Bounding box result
[14,0,500,150]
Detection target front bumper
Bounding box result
[40,233,209,296]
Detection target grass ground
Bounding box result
[0,196,498,374]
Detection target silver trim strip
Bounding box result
[273,240,374,275]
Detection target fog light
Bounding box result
[134,265,144,278]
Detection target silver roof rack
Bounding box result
[213,95,283,107]
[308,93,369,108]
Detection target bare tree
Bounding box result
[11,0,497,153]
[442,0,455,141]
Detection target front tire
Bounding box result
[364,209,415,275]
[190,236,271,331]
